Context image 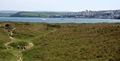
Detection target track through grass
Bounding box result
[4,28,34,61]
[1,22,120,61]
[4,27,57,61]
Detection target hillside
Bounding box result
[0,10,120,19]
[10,12,64,17]
[9,10,120,19]
[0,22,120,61]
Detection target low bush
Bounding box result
[9,41,28,48]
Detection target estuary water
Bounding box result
[0,17,120,23]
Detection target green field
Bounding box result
[10,12,64,17]
[0,21,120,61]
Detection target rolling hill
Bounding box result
[10,11,64,17]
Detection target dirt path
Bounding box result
[10,36,14,40]
[5,37,14,49]
[4,28,34,61]
[4,28,57,61]
[17,29,56,61]
[17,52,23,61]
[17,42,34,61]
[27,42,34,49]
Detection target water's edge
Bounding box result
[0,17,120,23]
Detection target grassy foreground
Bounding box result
[0,21,120,61]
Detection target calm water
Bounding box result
[0,17,120,23]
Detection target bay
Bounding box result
[0,17,120,23]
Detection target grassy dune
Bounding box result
[0,22,120,61]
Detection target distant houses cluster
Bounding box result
[50,10,120,19]
[1,10,120,19]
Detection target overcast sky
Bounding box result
[0,0,120,12]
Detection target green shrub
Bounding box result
[9,41,28,48]
[45,24,61,28]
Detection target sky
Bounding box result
[0,0,120,12]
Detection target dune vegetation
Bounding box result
[0,21,120,61]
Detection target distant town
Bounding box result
[0,10,120,19]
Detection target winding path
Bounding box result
[4,28,34,61]
[17,52,23,61]
[4,28,57,61]
[16,29,56,61]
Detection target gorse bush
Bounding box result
[5,24,13,31]
[5,24,11,28]
[9,41,28,48]
[45,23,61,28]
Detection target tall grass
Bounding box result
[0,22,120,61]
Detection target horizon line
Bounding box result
[0,9,120,12]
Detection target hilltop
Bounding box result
[0,21,120,61]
